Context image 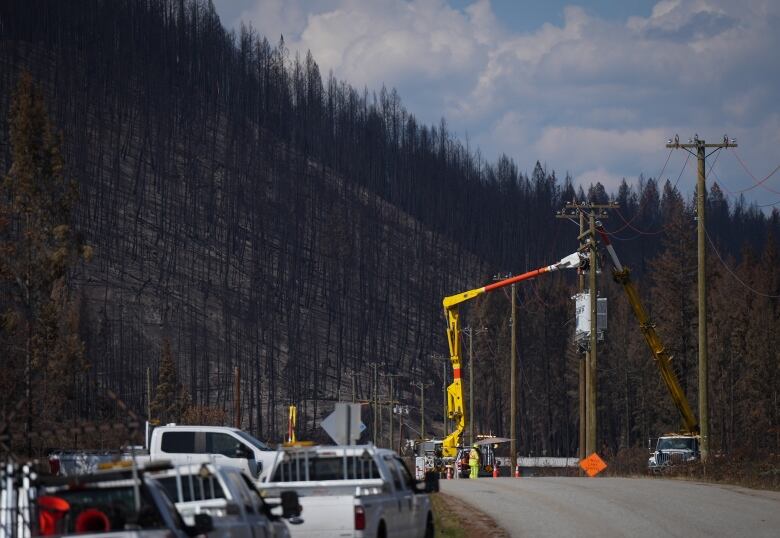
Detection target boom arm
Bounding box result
[440,252,584,457]
[596,223,699,435]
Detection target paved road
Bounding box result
[441,477,780,537]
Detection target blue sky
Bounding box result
[212,1,780,209]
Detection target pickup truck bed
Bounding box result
[259,446,435,538]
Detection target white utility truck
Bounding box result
[151,462,302,538]
[130,425,278,481]
[259,445,437,538]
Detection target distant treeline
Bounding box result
[0,0,777,457]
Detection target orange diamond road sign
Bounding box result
[579,453,607,477]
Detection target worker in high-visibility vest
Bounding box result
[469,444,480,479]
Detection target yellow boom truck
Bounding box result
[439,251,585,462]
[595,223,700,470]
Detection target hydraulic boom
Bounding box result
[440,252,584,457]
[595,223,699,435]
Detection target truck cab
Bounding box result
[648,434,700,471]
[149,425,277,481]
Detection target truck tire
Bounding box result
[377,520,387,538]
[424,512,434,538]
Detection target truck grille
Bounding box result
[656,452,686,466]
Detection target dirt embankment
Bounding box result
[431,492,509,538]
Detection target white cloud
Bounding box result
[296,0,486,89]
[227,1,780,203]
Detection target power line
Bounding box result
[603,152,691,238]
[728,148,780,195]
[704,226,780,298]
[707,164,780,208]
[606,148,675,235]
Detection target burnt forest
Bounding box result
[1,0,778,459]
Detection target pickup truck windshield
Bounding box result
[271,455,380,482]
[234,430,273,451]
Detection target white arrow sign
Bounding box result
[321,403,362,445]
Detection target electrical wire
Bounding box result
[605,151,692,238]
[605,148,674,235]
[704,226,780,298]
[727,148,780,195]
[707,160,780,208]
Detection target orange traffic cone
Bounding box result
[492,465,499,478]
[514,464,521,478]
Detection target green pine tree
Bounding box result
[150,338,191,424]
[0,71,91,451]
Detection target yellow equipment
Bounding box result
[596,223,699,434]
[440,251,585,457]
[287,405,297,443]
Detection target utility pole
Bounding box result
[557,201,618,456]
[578,212,586,461]
[372,364,379,445]
[588,212,597,456]
[410,381,432,439]
[510,283,518,470]
[667,134,736,463]
[463,326,487,447]
[493,273,519,473]
[234,366,241,429]
[344,369,357,403]
[395,404,409,453]
[381,373,403,449]
[147,367,152,422]
[431,353,448,437]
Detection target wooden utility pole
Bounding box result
[588,212,598,456]
[578,212,586,461]
[381,372,402,449]
[667,134,736,463]
[372,364,379,445]
[411,381,432,439]
[557,201,618,456]
[492,272,519,469]
[468,329,475,447]
[233,366,241,428]
[147,367,152,422]
[463,326,487,447]
[510,283,518,470]
[431,353,448,437]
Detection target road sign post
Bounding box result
[321,403,363,445]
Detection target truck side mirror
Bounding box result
[234,445,253,459]
[187,513,214,536]
[423,471,439,493]
[280,490,302,520]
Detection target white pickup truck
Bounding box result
[151,462,302,538]
[259,445,437,538]
[128,425,278,481]
[50,426,279,482]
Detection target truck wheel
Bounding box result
[424,513,434,538]
[377,521,387,538]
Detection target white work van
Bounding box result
[259,445,437,538]
[135,425,278,481]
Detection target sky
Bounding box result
[211,0,780,209]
